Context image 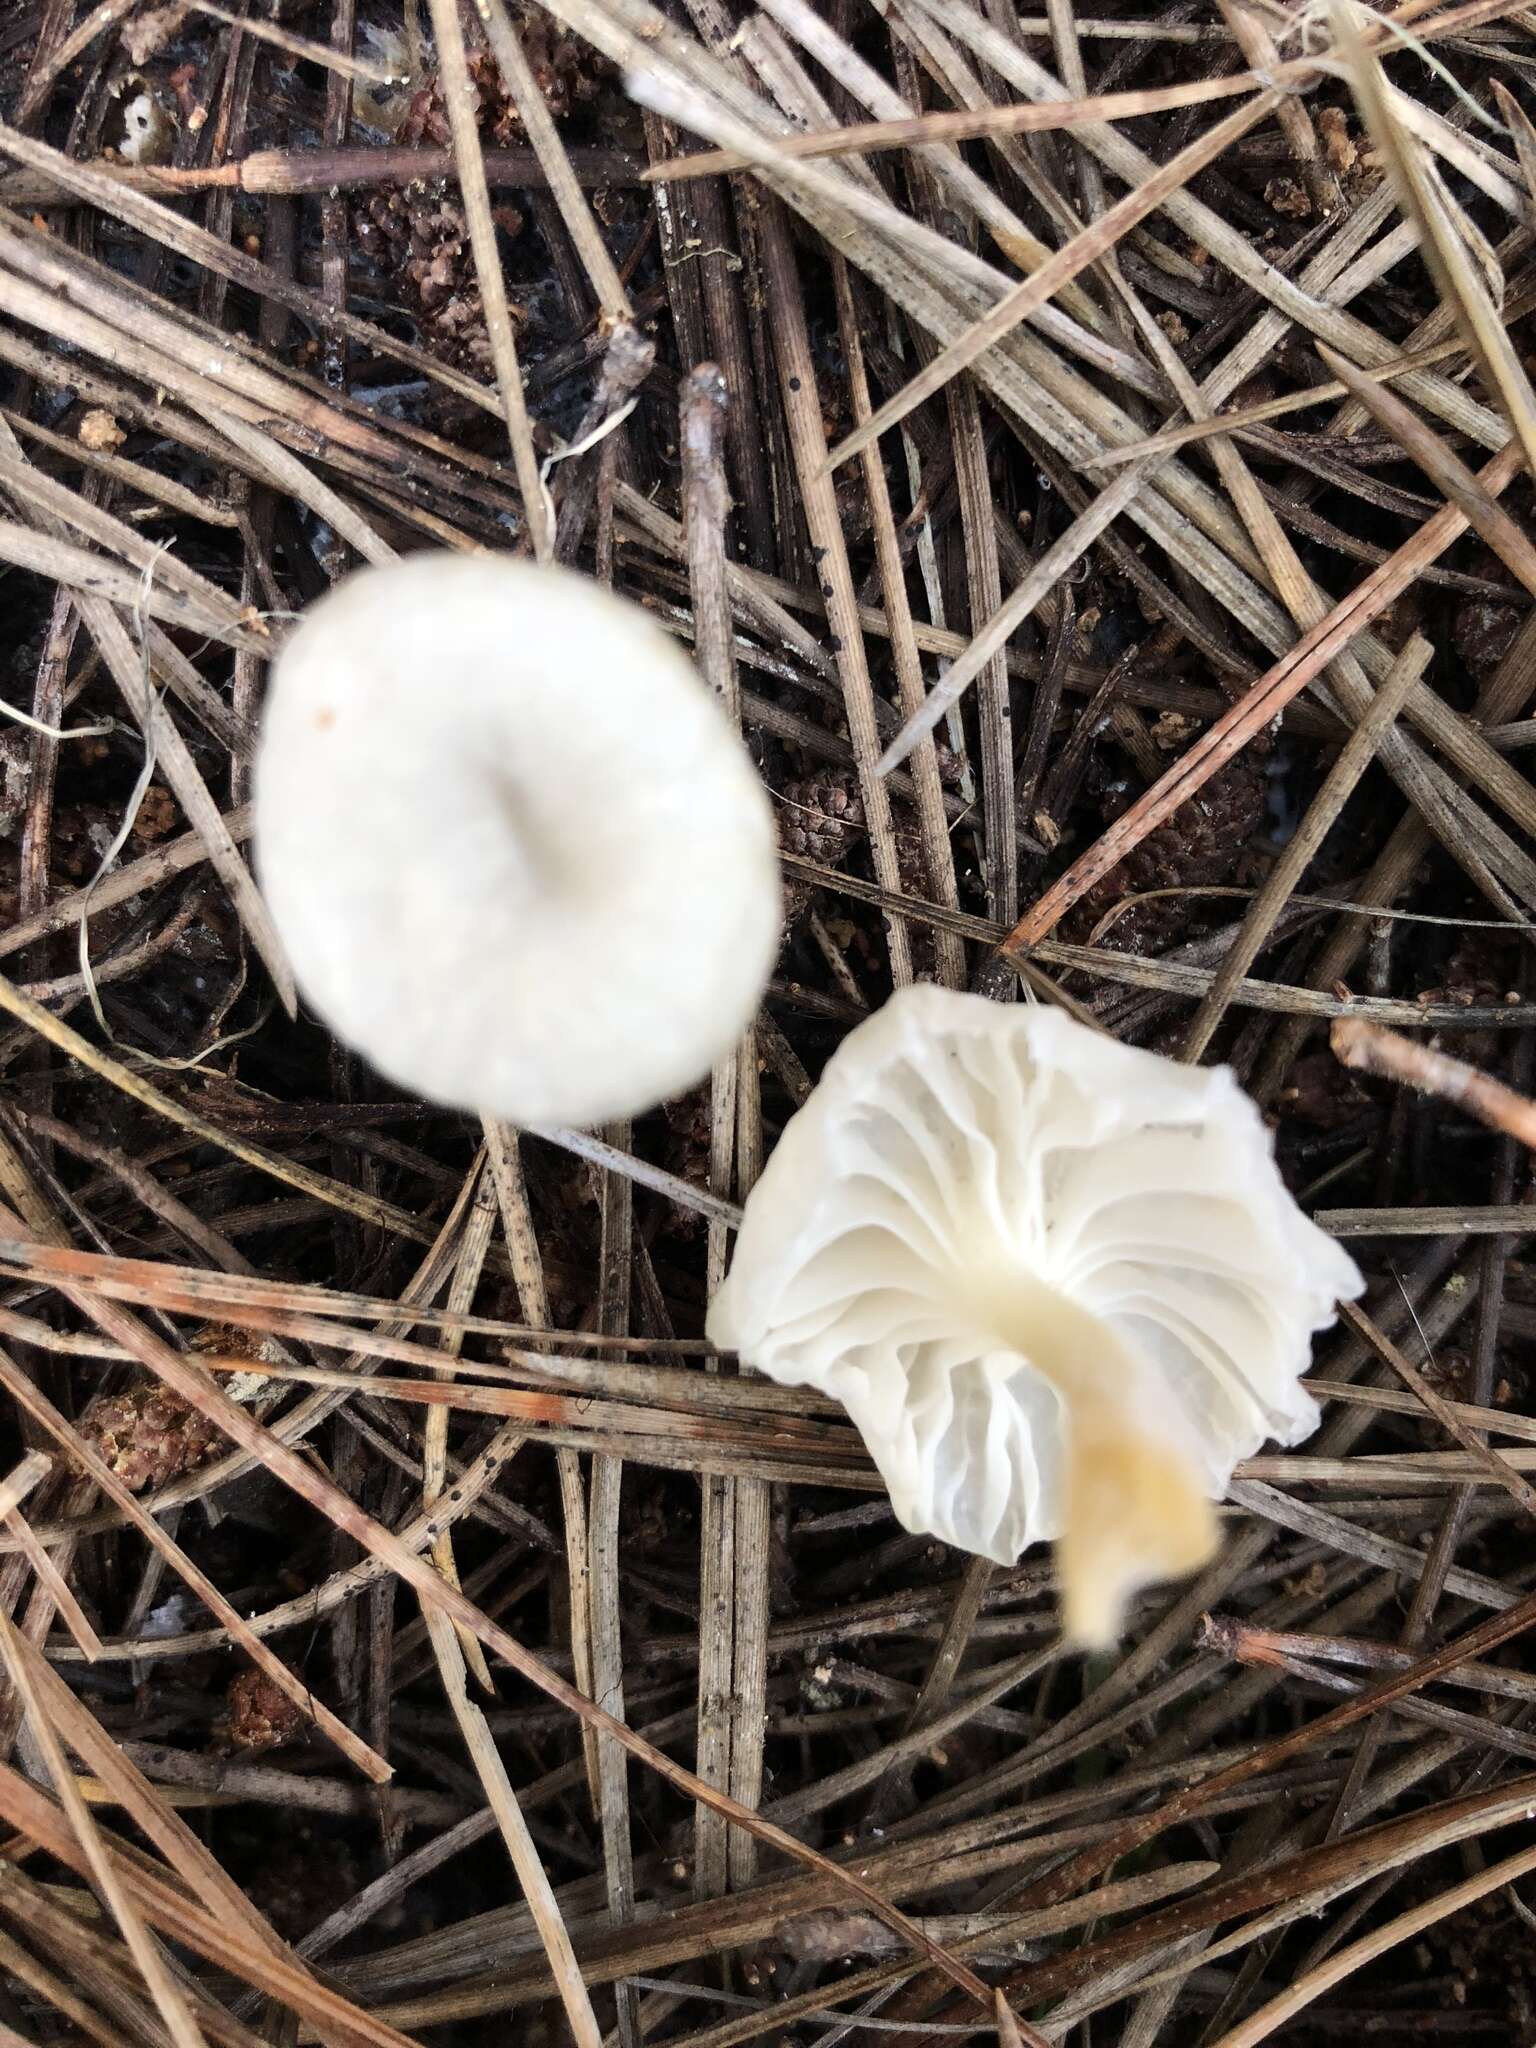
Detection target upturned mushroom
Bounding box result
[255,553,780,1128]
[708,985,1362,1646]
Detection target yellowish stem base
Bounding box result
[969,1269,1219,1647]
[1056,1416,1218,1650]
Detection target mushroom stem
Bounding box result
[1057,1409,1216,1649]
[981,1275,1217,1646]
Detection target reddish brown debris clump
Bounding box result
[777,771,863,936]
[1317,104,1359,175]
[132,783,178,843]
[355,5,611,371]
[1074,752,1269,955]
[775,768,944,966]
[399,23,610,146]
[356,187,525,377]
[189,1321,270,1361]
[225,1667,305,1754]
[778,771,867,866]
[1265,175,1313,218]
[1416,931,1525,1066]
[78,1384,224,1491]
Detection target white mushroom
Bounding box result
[255,553,780,1128]
[708,985,1362,1646]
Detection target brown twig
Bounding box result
[0,144,642,207]
[1332,1016,1536,1150]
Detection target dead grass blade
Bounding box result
[0,1335,391,1784]
[13,0,141,123]
[0,519,255,648]
[193,401,397,567]
[821,90,1280,476]
[1208,1837,1536,2046]
[1338,1297,1536,1516]
[1003,433,1527,948]
[965,1594,1536,1987]
[0,1888,155,2048]
[1082,327,1493,467]
[483,1126,599,1819]
[647,72,1266,178]
[758,206,916,979]
[0,964,472,1249]
[423,0,551,559]
[0,418,295,1017]
[1332,0,1536,479]
[875,461,1157,776]
[478,0,631,321]
[685,360,751,1902]
[0,120,503,419]
[830,258,965,984]
[1181,637,1433,1062]
[0,1608,209,2048]
[0,1450,50,1521]
[0,1235,716,1361]
[420,1606,603,2047]
[2,1213,997,2013]
[986,1775,1536,2015]
[2,1504,101,1660]
[182,1,401,84]
[0,1760,427,2048]
[1493,79,1536,201]
[0,1605,358,2048]
[1317,341,1536,596]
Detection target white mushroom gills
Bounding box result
[254,553,781,1129]
[707,984,1364,1647]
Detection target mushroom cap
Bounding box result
[708,984,1362,1569]
[255,553,780,1128]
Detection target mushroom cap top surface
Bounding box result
[254,552,780,1128]
[708,984,1363,1569]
